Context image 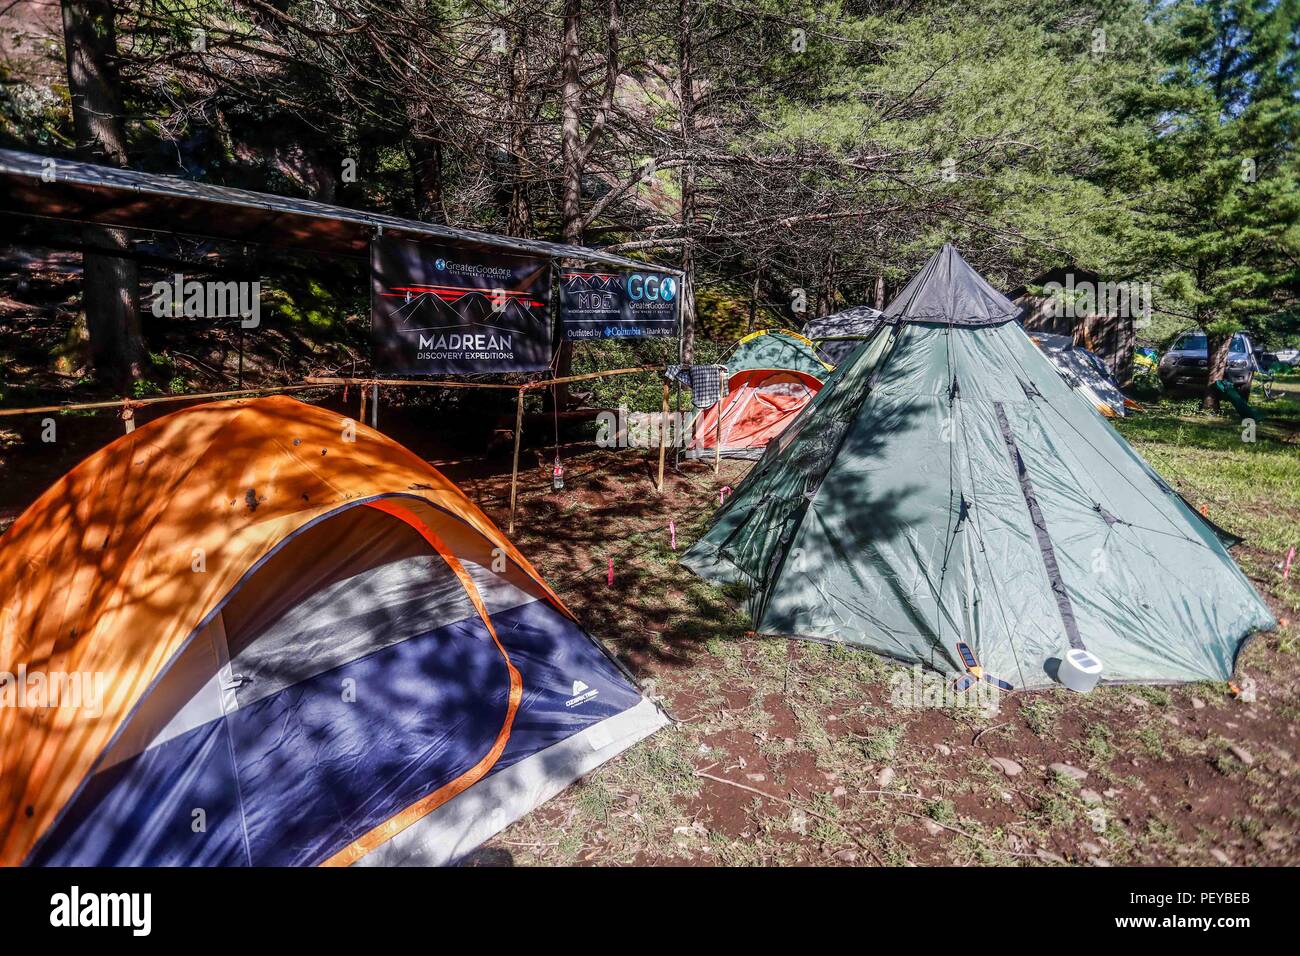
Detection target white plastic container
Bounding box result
[1059,648,1104,693]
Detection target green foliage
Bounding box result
[261,274,363,339]
[858,726,903,761]
[571,335,727,412]
[696,282,778,343]
[1106,0,1300,347]
[1130,361,1164,400]
[0,62,70,150]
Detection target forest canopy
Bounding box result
[0,0,1297,390]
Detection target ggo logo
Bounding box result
[628,273,676,302]
[435,258,447,271]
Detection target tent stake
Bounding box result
[656,379,670,493]
[508,388,525,534]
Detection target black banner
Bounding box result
[560,270,679,341]
[371,237,552,374]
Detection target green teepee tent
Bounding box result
[683,245,1274,688]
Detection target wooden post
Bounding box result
[370,384,379,428]
[656,378,670,493]
[359,385,368,424]
[508,387,525,534]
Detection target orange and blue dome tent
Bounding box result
[0,395,665,866]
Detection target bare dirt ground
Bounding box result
[421,427,1299,868]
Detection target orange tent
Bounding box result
[0,396,663,866]
[688,369,822,460]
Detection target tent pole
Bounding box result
[508,387,525,534]
[674,379,682,472]
[714,390,722,475]
[0,384,320,418]
[657,379,670,493]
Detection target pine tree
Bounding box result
[1118,0,1300,407]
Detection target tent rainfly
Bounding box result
[803,305,887,365]
[1030,331,1131,417]
[0,397,665,866]
[688,329,831,460]
[684,245,1274,689]
[725,328,834,380]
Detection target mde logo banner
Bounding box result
[560,270,679,341]
[372,237,553,374]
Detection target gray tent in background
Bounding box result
[804,305,885,364]
[1030,331,1130,418]
[684,244,1274,689]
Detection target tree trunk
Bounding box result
[554,0,620,401]
[506,30,532,238]
[818,251,836,317]
[407,116,444,223]
[409,136,443,222]
[1204,330,1231,411]
[560,0,583,245]
[874,274,885,311]
[61,0,144,392]
[678,0,698,363]
[552,0,585,402]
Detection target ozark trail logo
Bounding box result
[566,678,598,708]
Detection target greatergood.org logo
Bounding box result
[627,273,675,302]
[435,258,447,271]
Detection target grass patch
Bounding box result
[1082,721,1116,763]
[1116,391,1300,618]
[859,726,905,762]
[1019,696,1060,737]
